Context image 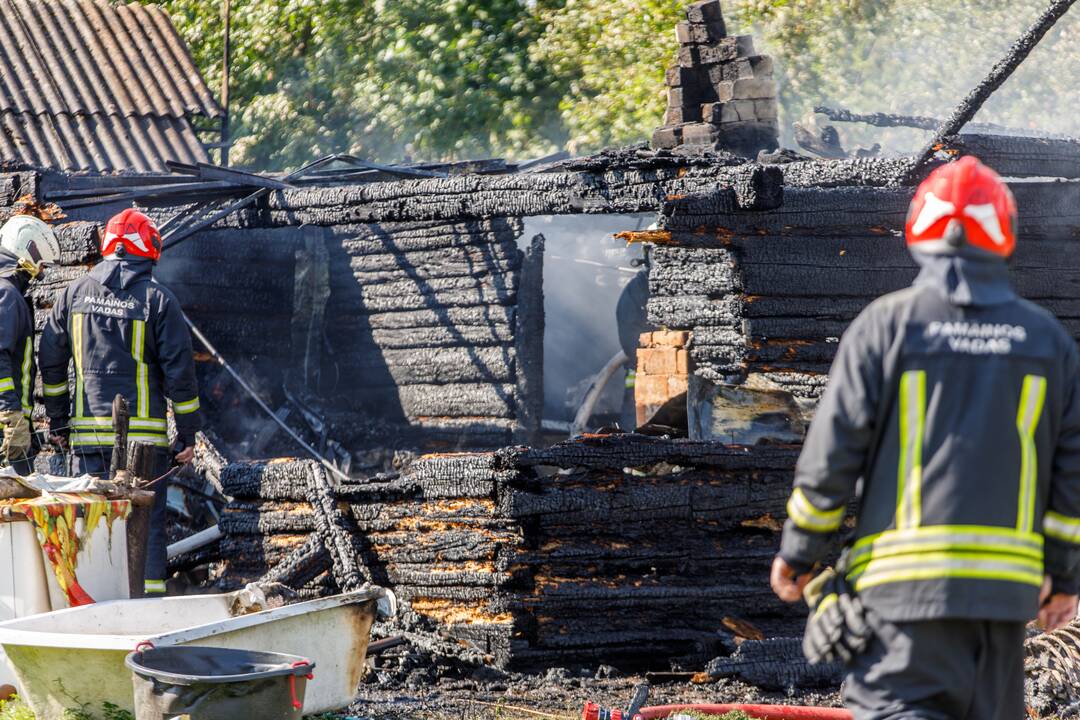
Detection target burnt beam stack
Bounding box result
[213,434,808,670]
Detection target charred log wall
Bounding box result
[649,159,1080,409]
[214,434,807,670]
[27,156,781,451]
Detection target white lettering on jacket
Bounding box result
[924,321,1026,355]
[80,295,138,317]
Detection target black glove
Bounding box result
[802,566,872,665]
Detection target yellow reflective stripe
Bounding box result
[72,313,85,420]
[1016,375,1047,533]
[625,370,636,389]
[20,337,31,411]
[850,551,1044,591]
[71,430,114,446]
[132,319,149,419]
[129,418,167,431]
[144,579,166,593]
[812,592,837,620]
[786,486,845,533]
[1044,511,1080,544]
[853,524,1043,554]
[43,381,68,397]
[128,433,170,447]
[71,416,112,428]
[174,397,200,415]
[0,377,13,393]
[896,370,926,530]
[73,432,168,447]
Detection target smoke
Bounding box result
[521,214,650,424]
[738,0,1080,154]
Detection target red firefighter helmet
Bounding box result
[101,208,162,262]
[905,156,1017,258]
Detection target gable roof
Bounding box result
[0,0,222,172]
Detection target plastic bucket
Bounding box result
[124,645,315,720]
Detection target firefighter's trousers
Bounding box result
[72,447,170,584]
[843,618,1025,720]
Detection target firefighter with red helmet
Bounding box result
[771,157,1080,718]
[0,216,59,473]
[39,209,202,595]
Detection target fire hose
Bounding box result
[583,702,852,719]
[183,314,349,483]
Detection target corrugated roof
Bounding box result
[0,0,221,118]
[0,0,220,172]
[0,110,208,172]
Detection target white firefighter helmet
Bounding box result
[0,215,60,277]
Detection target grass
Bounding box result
[0,696,33,720]
[0,693,136,720]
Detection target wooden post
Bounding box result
[220,0,232,166]
[125,442,157,598]
[110,394,129,484]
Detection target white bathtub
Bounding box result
[0,587,395,720]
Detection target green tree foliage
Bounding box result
[144,0,1080,168]
[544,0,1080,154]
[141,0,565,169]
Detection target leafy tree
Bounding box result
[145,0,1080,166]
[141,0,564,170]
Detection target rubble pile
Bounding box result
[652,0,779,157]
[214,434,808,670]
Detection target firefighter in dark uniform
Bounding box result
[771,157,1080,719]
[0,216,60,474]
[40,209,203,595]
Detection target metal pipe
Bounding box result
[183,314,350,482]
[162,154,341,250]
[220,0,232,167]
[571,350,629,437]
[167,524,224,559]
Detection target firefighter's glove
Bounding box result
[0,409,31,464]
[802,566,871,665]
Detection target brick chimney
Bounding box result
[652,0,779,158]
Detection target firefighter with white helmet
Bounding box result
[39,208,202,595]
[772,157,1080,719]
[0,215,59,473]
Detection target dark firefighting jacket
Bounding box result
[38,258,202,451]
[779,252,1080,624]
[0,251,33,420]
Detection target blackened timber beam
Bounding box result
[908,0,1079,179]
[514,234,544,445]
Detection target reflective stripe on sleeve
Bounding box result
[174,397,200,415]
[0,377,13,393]
[786,486,845,533]
[896,370,926,530]
[1044,511,1080,544]
[43,381,68,397]
[1016,375,1047,533]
